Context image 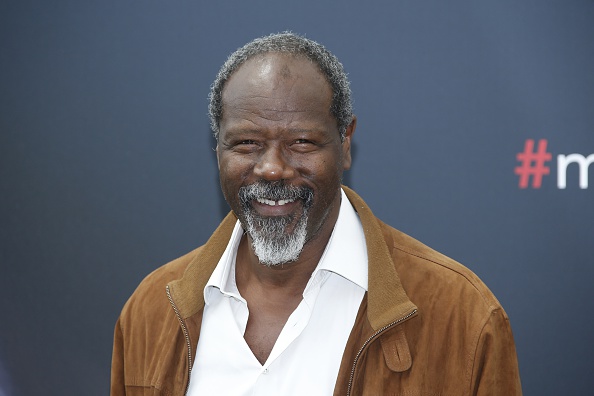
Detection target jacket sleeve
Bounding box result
[470,308,522,395]
[110,317,126,396]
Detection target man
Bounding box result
[111,32,522,395]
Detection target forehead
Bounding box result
[221,53,332,112]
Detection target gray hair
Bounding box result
[208,32,353,141]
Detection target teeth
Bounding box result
[257,198,276,206]
[256,198,295,206]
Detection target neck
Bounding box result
[234,233,322,295]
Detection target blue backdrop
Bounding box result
[1,1,593,395]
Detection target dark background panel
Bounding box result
[1,1,593,395]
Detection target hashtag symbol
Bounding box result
[514,139,552,189]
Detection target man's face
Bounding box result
[216,53,353,265]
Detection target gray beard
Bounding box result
[238,181,313,266]
[244,209,309,267]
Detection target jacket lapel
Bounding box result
[167,211,238,320]
[343,186,417,330]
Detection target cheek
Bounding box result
[312,153,344,180]
[220,154,250,175]
[218,156,254,192]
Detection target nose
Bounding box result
[253,145,296,181]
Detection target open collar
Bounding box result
[167,186,416,330]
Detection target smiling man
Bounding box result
[111,33,522,395]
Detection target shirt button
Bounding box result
[262,368,269,375]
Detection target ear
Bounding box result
[342,115,357,171]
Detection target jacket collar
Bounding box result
[167,186,416,330]
[166,211,237,319]
[342,186,417,330]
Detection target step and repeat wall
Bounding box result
[1,1,592,395]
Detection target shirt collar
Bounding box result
[203,221,244,304]
[203,188,368,304]
[309,188,368,291]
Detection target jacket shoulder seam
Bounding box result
[392,243,499,310]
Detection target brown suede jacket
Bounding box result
[111,187,522,395]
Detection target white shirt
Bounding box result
[187,189,368,396]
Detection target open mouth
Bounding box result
[256,197,296,206]
[239,181,314,217]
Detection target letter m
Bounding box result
[557,153,594,189]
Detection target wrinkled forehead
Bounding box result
[224,53,328,93]
[221,53,332,109]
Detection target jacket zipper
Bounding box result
[346,309,417,396]
[166,285,193,396]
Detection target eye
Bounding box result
[291,138,318,153]
[229,139,260,153]
[293,138,318,147]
